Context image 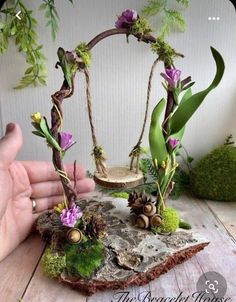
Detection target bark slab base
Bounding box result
[38,197,209,296]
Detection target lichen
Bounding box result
[75,42,91,67]
[190,145,236,201]
[151,38,176,65]
[64,239,105,278]
[40,246,66,278]
[130,17,152,36]
[111,192,129,199]
[179,220,192,230]
[152,207,180,234]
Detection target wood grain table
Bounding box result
[1,194,236,302]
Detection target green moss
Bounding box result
[152,207,180,234]
[40,247,66,278]
[179,220,192,230]
[64,239,105,278]
[111,192,129,199]
[190,145,236,201]
[75,42,91,67]
[151,38,176,65]
[130,17,152,36]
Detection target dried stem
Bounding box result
[129,57,159,171]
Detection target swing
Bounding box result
[83,36,160,188]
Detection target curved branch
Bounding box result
[87,28,156,50]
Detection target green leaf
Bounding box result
[149,98,168,165]
[180,87,192,105]
[40,117,61,151]
[32,130,45,138]
[170,47,225,135]
[142,0,167,17]
[57,47,72,87]
[162,9,185,34]
[187,156,194,163]
[176,0,189,8]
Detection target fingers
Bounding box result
[21,161,86,184]
[31,178,95,199]
[0,123,23,169]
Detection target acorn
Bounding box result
[143,203,156,217]
[128,191,152,215]
[66,228,83,244]
[150,214,162,227]
[136,214,150,229]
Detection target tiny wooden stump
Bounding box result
[94,166,144,188]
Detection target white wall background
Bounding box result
[0,0,235,171]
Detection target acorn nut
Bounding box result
[66,228,83,244]
[150,214,162,227]
[143,203,156,217]
[136,214,149,229]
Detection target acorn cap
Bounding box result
[143,202,156,217]
[136,214,149,229]
[66,228,83,244]
[150,214,162,227]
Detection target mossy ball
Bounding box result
[157,207,180,233]
[190,145,236,201]
[40,247,66,278]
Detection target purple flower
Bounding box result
[115,9,138,28]
[169,138,180,149]
[60,203,83,227]
[160,68,181,89]
[59,132,75,151]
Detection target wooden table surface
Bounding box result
[1,194,236,302]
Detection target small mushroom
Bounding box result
[143,203,156,217]
[136,214,149,229]
[150,214,162,227]
[66,228,83,244]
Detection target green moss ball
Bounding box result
[40,247,66,278]
[190,145,236,201]
[157,207,180,233]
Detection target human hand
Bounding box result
[0,123,95,261]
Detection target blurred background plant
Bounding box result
[0,0,73,88]
[0,0,188,89]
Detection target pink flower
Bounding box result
[60,203,83,227]
[58,132,75,151]
[169,138,179,149]
[160,68,181,89]
[115,9,138,28]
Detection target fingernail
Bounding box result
[5,123,15,134]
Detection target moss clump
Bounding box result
[40,247,66,278]
[152,207,180,234]
[64,239,105,278]
[111,191,129,199]
[190,145,236,201]
[179,220,192,230]
[130,17,152,36]
[151,38,176,65]
[75,42,91,67]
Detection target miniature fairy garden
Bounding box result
[31,9,225,295]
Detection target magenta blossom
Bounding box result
[169,138,179,149]
[60,203,83,227]
[115,9,138,28]
[59,132,75,151]
[160,68,181,89]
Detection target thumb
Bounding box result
[0,123,23,168]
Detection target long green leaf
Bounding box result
[170,47,225,135]
[40,117,61,151]
[149,98,168,165]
